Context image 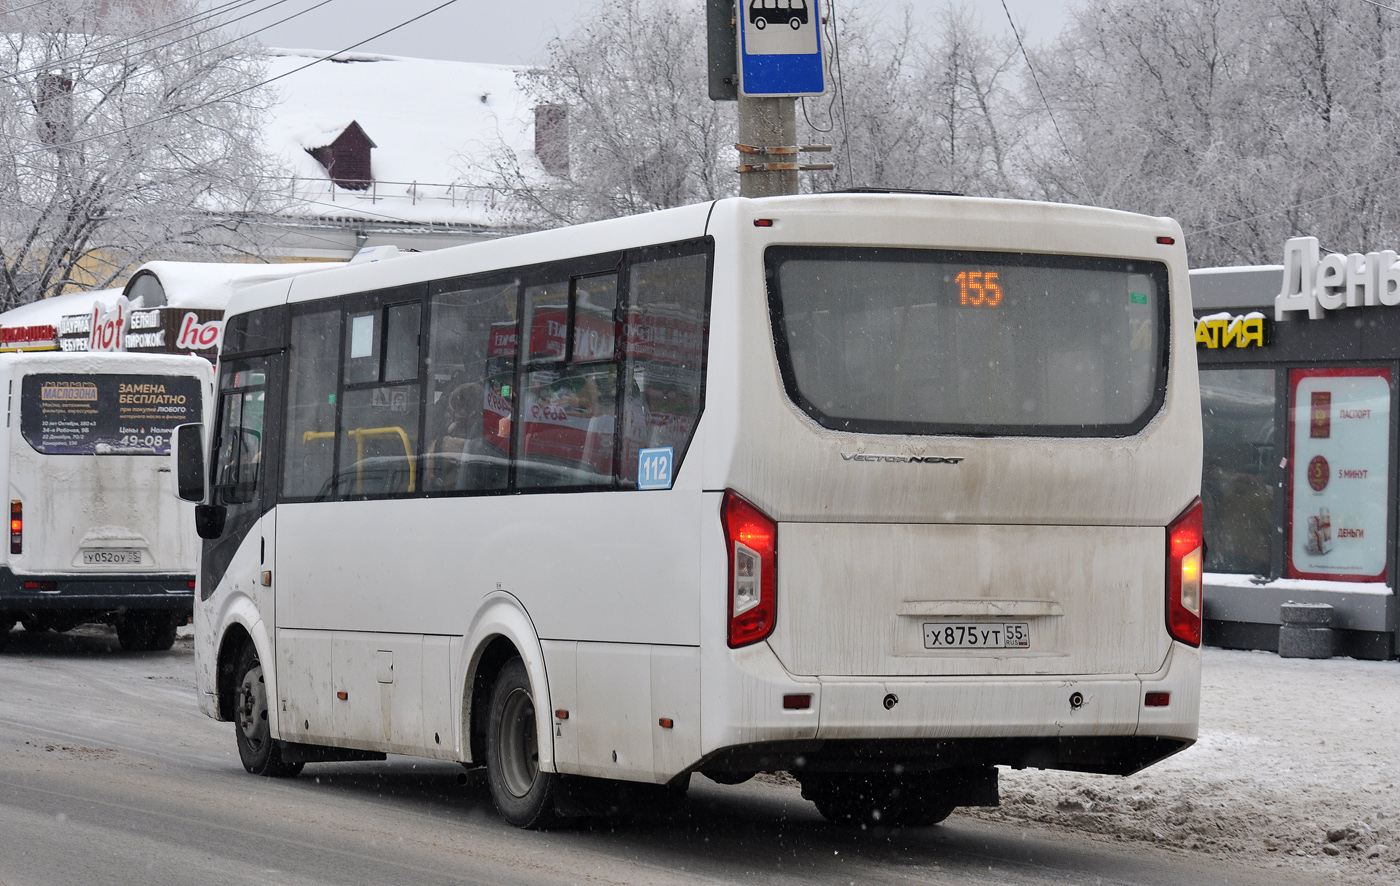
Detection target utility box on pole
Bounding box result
[707,0,739,101]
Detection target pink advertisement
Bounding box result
[1287,367,1390,581]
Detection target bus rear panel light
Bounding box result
[722,490,777,648]
[10,500,21,555]
[1145,692,1171,707]
[1166,498,1204,647]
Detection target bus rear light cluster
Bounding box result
[10,500,21,555]
[722,490,777,648]
[1166,498,1204,647]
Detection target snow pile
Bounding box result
[974,648,1400,885]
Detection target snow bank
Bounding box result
[972,648,1400,885]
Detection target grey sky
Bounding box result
[225,1,1078,67]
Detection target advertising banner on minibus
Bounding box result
[20,373,203,456]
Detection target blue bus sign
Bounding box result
[738,0,825,97]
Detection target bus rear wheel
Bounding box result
[116,610,179,652]
[233,642,303,778]
[485,657,558,828]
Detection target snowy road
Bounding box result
[0,628,1363,886]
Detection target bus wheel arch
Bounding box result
[466,635,522,766]
[460,596,556,775]
[215,624,253,722]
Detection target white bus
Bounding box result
[0,351,211,652]
[177,193,1203,828]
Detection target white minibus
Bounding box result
[177,193,1203,828]
[0,351,211,652]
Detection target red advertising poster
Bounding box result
[1286,367,1390,581]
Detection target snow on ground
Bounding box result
[970,647,1400,885]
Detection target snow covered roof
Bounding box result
[0,288,126,330]
[0,261,342,332]
[125,260,342,310]
[263,49,533,227]
[1189,264,1282,310]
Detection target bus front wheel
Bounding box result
[754,17,766,29]
[233,643,304,778]
[485,657,558,828]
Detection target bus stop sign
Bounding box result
[738,0,825,97]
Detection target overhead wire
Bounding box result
[5,0,465,161]
[0,0,268,83]
[101,0,341,84]
[999,0,1073,161]
[1187,172,1400,238]
[1355,0,1400,15]
[825,0,855,186]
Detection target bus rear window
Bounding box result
[20,373,202,455]
[766,247,1169,437]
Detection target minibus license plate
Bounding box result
[82,549,142,565]
[923,622,1030,649]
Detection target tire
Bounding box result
[19,615,50,634]
[754,17,766,29]
[790,17,802,29]
[802,773,916,828]
[485,657,557,828]
[233,642,304,777]
[116,611,179,652]
[0,614,11,653]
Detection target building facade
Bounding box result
[1193,238,1399,660]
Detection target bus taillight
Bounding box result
[1166,498,1203,647]
[10,500,21,555]
[722,490,777,648]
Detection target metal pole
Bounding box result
[737,95,799,197]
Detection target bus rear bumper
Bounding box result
[0,567,195,612]
[698,641,1198,778]
[813,642,1199,744]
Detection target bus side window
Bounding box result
[423,279,518,493]
[620,250,709,486]
[517,274,620,489]
[282,308,341,500]
[212,360,268,506]
[335,294,426,498]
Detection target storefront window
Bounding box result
[1286,368,1391,581]
[1200,368,1277,575]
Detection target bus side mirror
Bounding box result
[194,504,226,540]
[172,423,207,503]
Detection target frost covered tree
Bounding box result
[1027,0,1400,266]
[804,4,1023,197]
[477,1,1023,228]
[475,0,734,227]
[0,0,283,308]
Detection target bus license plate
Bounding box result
[82,549,142,565]
[923,622,1030,649]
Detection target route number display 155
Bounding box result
[955,270,1003,307]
